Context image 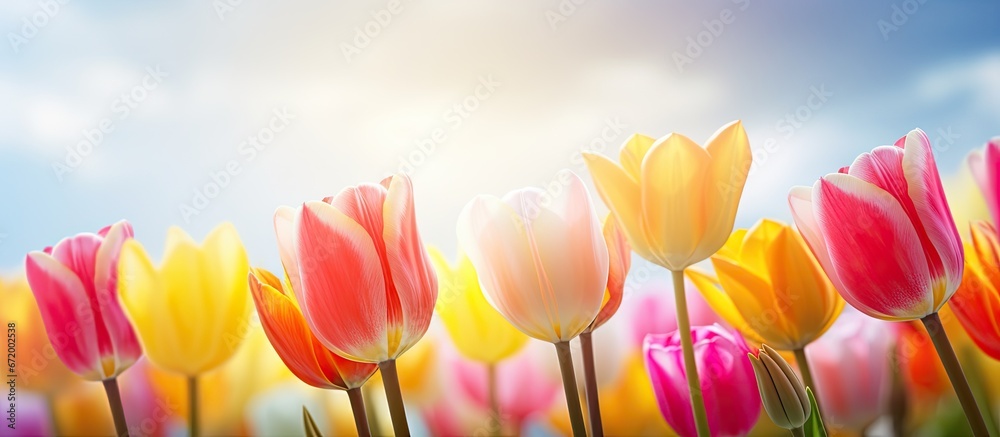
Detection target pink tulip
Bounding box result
[789,129,964,320]
[643,325,760,437]
[452,344,559,430]
[627,275,722,348]
[806,309,896,431]
[968,137,1000,224]
[24,221,142,381]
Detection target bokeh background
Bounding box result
[2,1,1000,436]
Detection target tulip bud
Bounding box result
[748,344,811,429]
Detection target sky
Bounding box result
[1,0,999,272]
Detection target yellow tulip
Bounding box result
[687,219,844,351]
[583,121,752,271]
[429,247,528,364]
[118,223,252,375]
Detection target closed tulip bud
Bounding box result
[748,345,810,430]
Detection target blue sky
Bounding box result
[1,0,999,272]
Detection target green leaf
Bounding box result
[303,406,324,437]
[802,387,828,437]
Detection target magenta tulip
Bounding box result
[643,325,760,437]
[968,137,1000,224]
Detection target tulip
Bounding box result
[25,220,142,437]
[584,121,752,437]
[458,169,609,436]
[788,128,987,435]
[968,138,1000,224]
[118,223,251,437]
[277,173,437,436]
[429,247,529,364]
[452,344,560,434]
[249,268,378,436]
[687,218,844,398]
[950,221,1000,360]
[644,325,760,437]
[806,309,894,431]
[748,345,811,432]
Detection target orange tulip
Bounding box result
[950,221,1000,360]
[248,268,378,389]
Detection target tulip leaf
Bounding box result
[802,387,828,437]
[303,406,324,437]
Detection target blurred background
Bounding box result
[2,1,999,436]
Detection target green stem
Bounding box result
[378,360,411,436]
[672,270,711,437]
[920,312,989,437]
[960,341,1000,437]
[580,331,604,437]
[102,378,130,437]
[347,387,372,437]
[487,363,501,436]
[793,348,821,409]
[554,341,587,437]
[791,425,805,437]
[188,376,199,437]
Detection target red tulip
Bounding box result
[24,221,142,381]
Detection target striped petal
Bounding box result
[814,174,933,320]
[91,221,142,375]
[274,205,303,300]
[295,200,389,362]
[789,185,848,296]
[900,129,964,306]
[25,252,102,379]
[382,174,437,357]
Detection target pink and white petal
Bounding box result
[382,174,437,358]
[25,252,102,379]
[644,338,696,437]
[295,201,389,363]
[92,221,143,371]
[458,195,560,342]
[815,174,934,320]
[901,129,965,298]
[520,171,608,340]
[788,186,847,294]
[274,205,304,300]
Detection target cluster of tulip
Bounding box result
[6,121,1000,437]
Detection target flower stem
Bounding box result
[792,348,821,410]
[554,341,587,437]
[579,331,604,437]
[347,387,372,437]
[791,425,805,437]
[188,376,199,437]
[487,363,501,436]
[378,360,411,436]
[920,312,989,437]
[362,384,383,435]
[102,378,130,437]
[672,270,711,437]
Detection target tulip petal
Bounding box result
[591,215,629,330]
[296,201,389,362]
[686,268,757,342]
[25,252,102,379]
[274,206,303,299]
[789,186,848,295]
[900,129,964,306]
[383,174,437,357]
[697,120,752,262]
[92,221,142,375]
[712,256,796,348]
[199,223,251,369]
[619,133,657,181]
[814,174,933,320]
[641,133,711,270]
[583,152,656,263]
